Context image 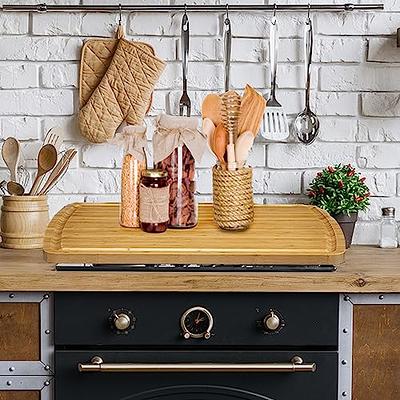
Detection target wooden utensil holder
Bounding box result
[0,195,49,249]
[212,166,254,231]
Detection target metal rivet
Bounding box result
[379,295,384,300]
[342,391,348,397]
[44,381,50,386]
[45,329,51,334]
[8,367,15,372]
[43,294,50,299]
[6,381,12,386]
[8,293,15,299]
[341,360,347,365]
[44,365,51,371]
[343,328,348,333]
[344,295,350,301]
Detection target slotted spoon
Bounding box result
[261,16,289,141]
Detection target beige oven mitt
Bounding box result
[79,28,165,143]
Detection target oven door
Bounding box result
[55,350,337,400]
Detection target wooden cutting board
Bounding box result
[43,203,346,265]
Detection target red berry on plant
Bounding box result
[338,180,344,189]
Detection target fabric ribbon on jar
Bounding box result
[153,113,207,229]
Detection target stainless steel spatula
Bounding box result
[261,17,289,141]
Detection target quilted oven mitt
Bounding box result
[79,36,165,143]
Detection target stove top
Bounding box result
[56,264,336,272]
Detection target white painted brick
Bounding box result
[32,12,125,36]
[0,37,82,61]
[362,93,400,117]
[352,221,380,245]
[302,169,323,194]
[277,64,317,90]
[320,66,400,92]
[247,144,266,167]
[0,89,74,116]
[264,171,302,194]
[315,13,367,35]
[366,12,400,35]
[53,169,120,194]
[131,36,177,61]
[267,143,356,168]
[275,90,303,115]
[263,195,308,205]
[47,195,86,218]
[198,148,217,168]
[363,171,397,196]
[367,38,400,63]
[359,197,400,221]
[196,169,212,194]
[253,168,265,194]
[0,13,29,35]
[231,63,266,90]
[128,12,219,36]
[317,38,365,63]
[0,64,38,89]
[177,37,221,61]
[231,38,265,63]
[357,144,400,168]
[157,62,224,90]
[318,117,357,142]
[149,91,169,115]
[314,92,358,116]
[357,118,400,142]
[40,64,79,88]
[42,116,80,142]
[0,117,40,141]
[229,13,306,38]
[82,143,123,168]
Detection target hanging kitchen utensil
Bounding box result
[1,137,20,182]
[179,7,191,117]
[292,6,319,145]
[29,144,58,195]
[224,5,232,92]
[262,6,289,141]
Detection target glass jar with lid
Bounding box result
[379,207,397,248]
[139,169,169,233]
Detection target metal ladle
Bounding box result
[292,9,319,145]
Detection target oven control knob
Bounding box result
[109,309,135,333]
[263,311,281,332]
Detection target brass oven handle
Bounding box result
[78,356,316,373]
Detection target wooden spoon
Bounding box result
[38,149,77,195]
[1,137,20,182]
[235,130,255,168]
[29,144,58,195]
[213,123,228,169]
[202,94,222,126]
[7,181,25,196]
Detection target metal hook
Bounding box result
[184,3,187,15]
[118,3,122,26]
[225,3,229,19]
[307,3,311,19]
[273,3,277,18]
[224,3,230,27]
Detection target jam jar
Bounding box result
[139,169,169,233]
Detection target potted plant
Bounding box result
[307,164,370,248]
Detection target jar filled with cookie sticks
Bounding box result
[110,125,147,228]
[153,114,206,229]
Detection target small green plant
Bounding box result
[307,164,370,216]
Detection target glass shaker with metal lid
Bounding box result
[379,207,397,248]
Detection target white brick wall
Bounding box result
[1,0,400,244]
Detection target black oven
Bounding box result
[55,292,339,400]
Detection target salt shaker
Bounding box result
[379,207,397,248]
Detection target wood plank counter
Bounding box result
[0,246,399,292]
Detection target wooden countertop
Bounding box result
[0,246,399,292]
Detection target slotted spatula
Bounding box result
[261,16,289,141]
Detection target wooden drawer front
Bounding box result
[353,305,400,400]
[0,304,40,361]
[0,392,39,400]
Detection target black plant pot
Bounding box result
[333,212,358,249]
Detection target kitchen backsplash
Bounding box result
[0,0,400,244]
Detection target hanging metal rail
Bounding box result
[1,3,384,13]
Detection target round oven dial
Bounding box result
[181,306,213,340]
[109,309,135,334]
[262,310,284,333]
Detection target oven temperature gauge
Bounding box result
[180,306,213,340]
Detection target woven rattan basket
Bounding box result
[212,166,254,231]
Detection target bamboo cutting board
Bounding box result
[43,203,346,265]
